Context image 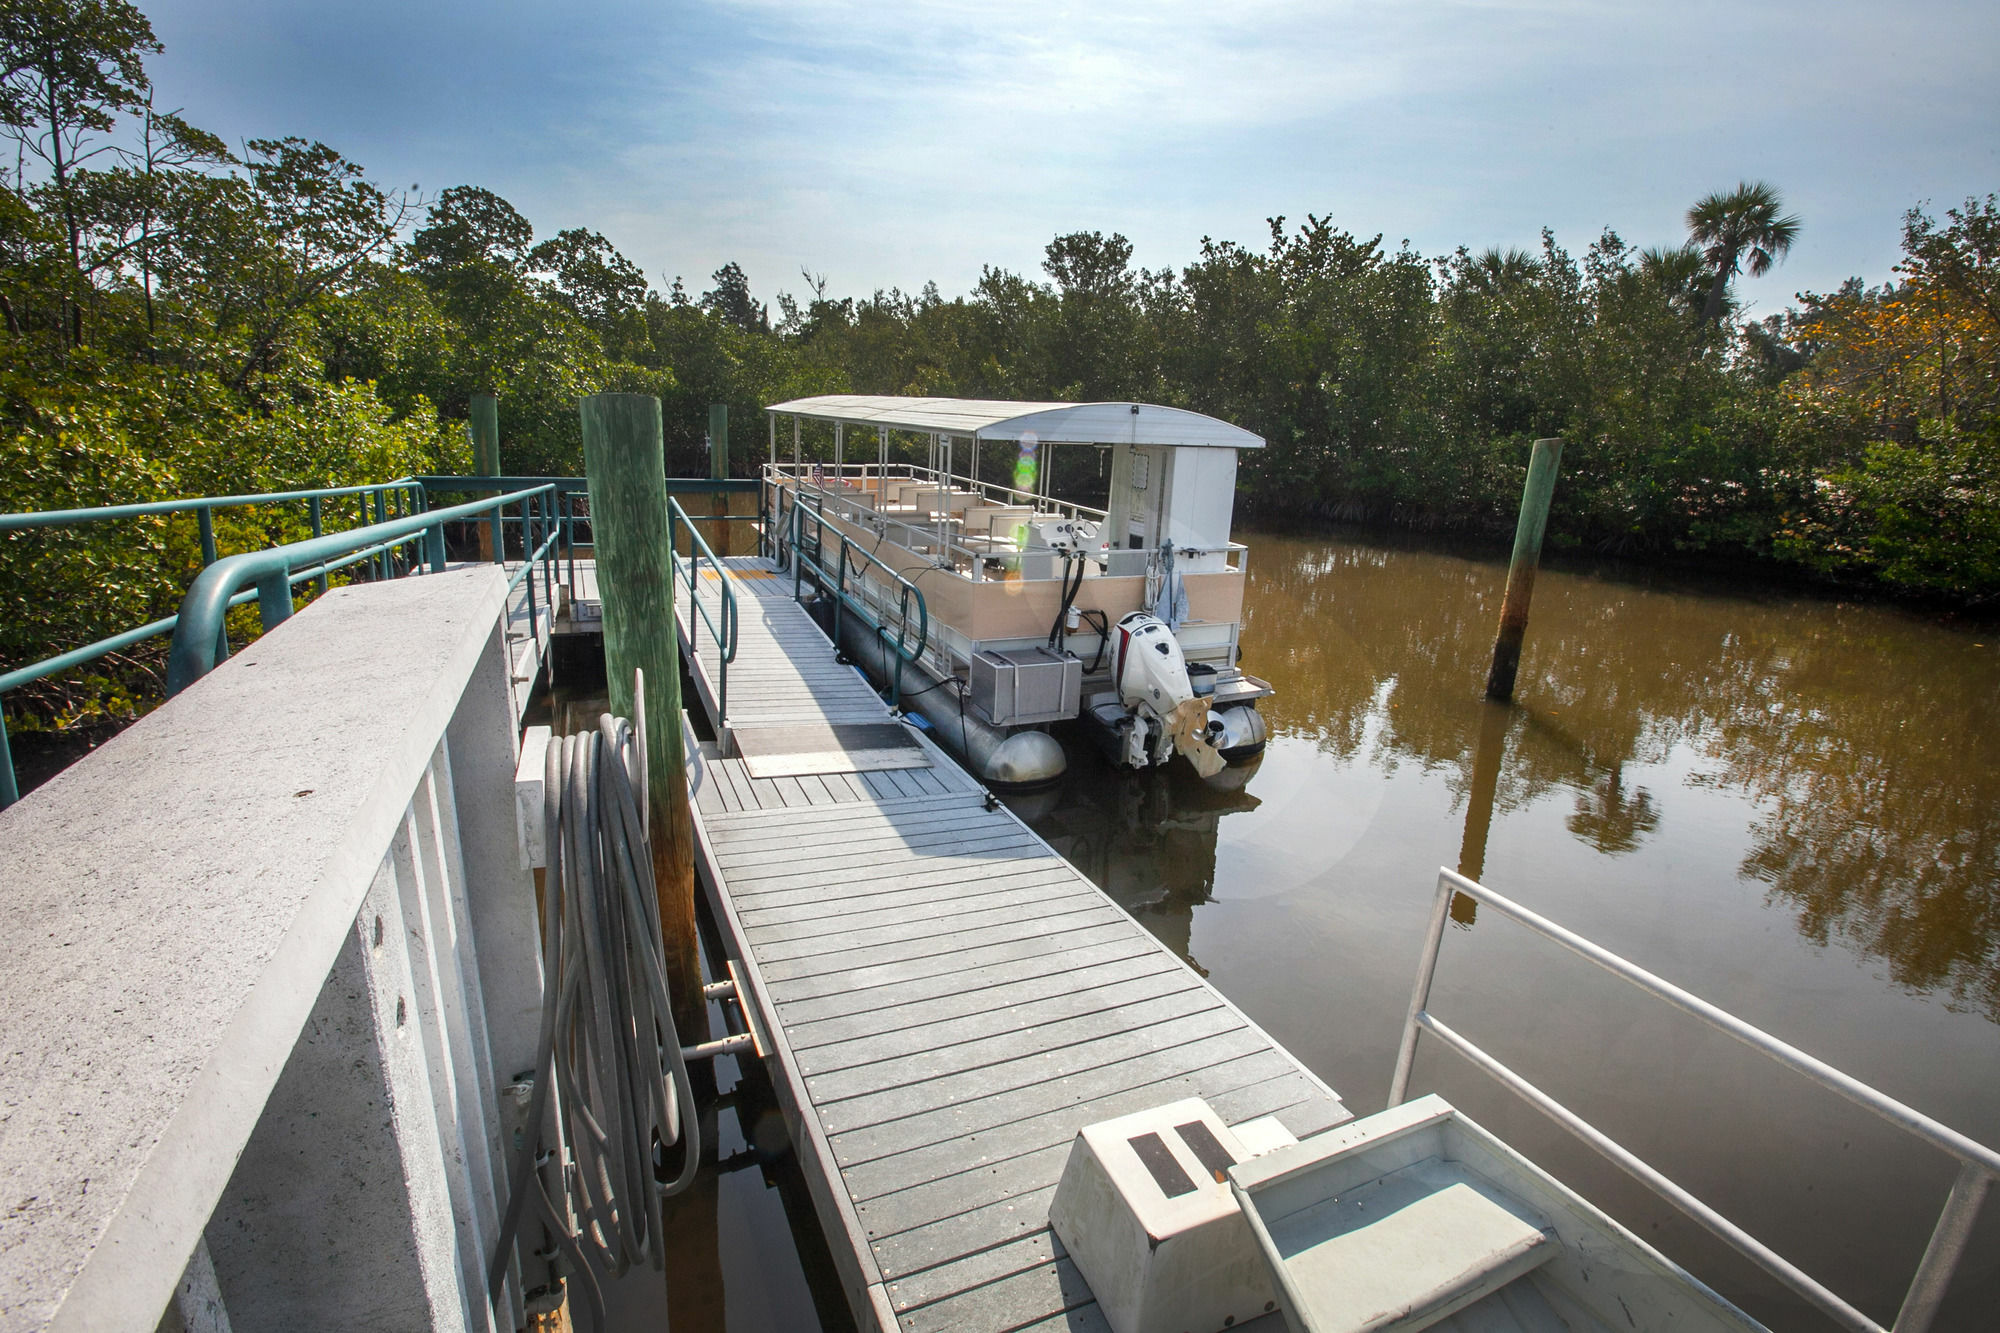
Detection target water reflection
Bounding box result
[1024,747,1264,971]
[1241,529,2000,1020]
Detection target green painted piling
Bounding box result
[708,403,730,555]
[1485,437,1563,702]
[471,393,500,562]
[580,392,702,1033]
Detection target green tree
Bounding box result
[1686,181,1801,328]
[0,0,160,346]
[1042,231,1140,398]
[700,260,765,332]
[404,184,534,334]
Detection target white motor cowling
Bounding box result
[1114,613,1225,776]
[1114,612,1190,716]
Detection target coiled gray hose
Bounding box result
[487,714,702,1329]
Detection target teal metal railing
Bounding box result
[666,498,739,721]
[166,484,559,695]
[0,479,429,808]
[786,486,928,708]
[4,472,759,808]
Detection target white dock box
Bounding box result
[1049,1098,1295,1333]
[969,646,1082,726]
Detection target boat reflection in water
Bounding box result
[1008,743,1264,971]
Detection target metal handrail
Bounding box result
[1,479,434,808]
[665,498,738,720]
[788,489,929,708]
[165,485,557,696]
[0,478,425,532]
[1391,868,1999,1333]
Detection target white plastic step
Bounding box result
[1247,1155,1554,1333]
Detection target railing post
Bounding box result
[521,496,538,633]
[386,487,404,576]
[835,534,849,651]
[427,521,447,573]
[308,496,327,595]
[1486,437,1563,702]
[579,393,703,1036]
[542,492,556,609]
[0,711,18,809]
[372,490,390,579]
[1389,873,1459,1105]
[255,566,294,630]
[792,498,804,603]
[1892,1162,1992,1333]
[200,504,231,664]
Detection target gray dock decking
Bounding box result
[676,555,1350,1332]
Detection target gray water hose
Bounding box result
[486,714,702,1330]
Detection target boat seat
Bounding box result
[1242,1154,1556,1333]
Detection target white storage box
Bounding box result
[1049,1098,1295,1333]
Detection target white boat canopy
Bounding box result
[765,395,1263,450]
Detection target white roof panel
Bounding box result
[765,395,1263,449]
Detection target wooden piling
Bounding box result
[1485,437,1563,702]
[470,393,501,562]
[579,392,703,1033]
[708,403,729,557]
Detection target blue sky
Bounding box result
[143,0,1997,318]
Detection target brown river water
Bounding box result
[626,527,2000,1332]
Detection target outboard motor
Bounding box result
[1114,612,1224,775]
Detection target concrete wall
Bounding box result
[0,566,545,1332]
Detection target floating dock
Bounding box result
[675,555,1350,1331]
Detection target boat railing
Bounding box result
[666,497,738,719]
[759,464,1246,582]
[764,459,1110,526]
[786,488,928,708]
[1391,867,2000,1333]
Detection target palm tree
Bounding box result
[1462,247,1540,295]
[1686,182,1801,328]
[1638,244,1709,323]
